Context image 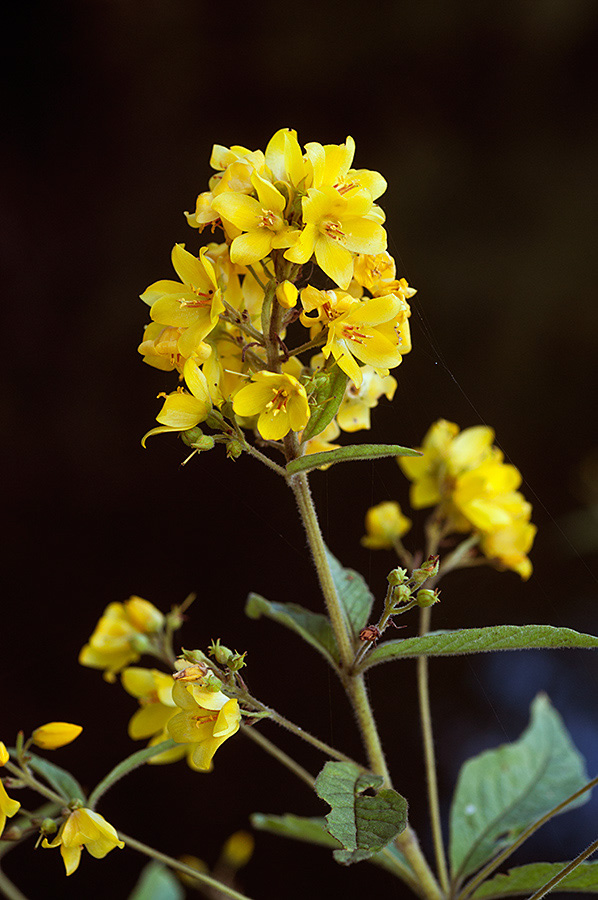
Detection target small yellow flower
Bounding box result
[232,371,310,441]
[79,596,164,682]
[336,367,397,432]
[121,667,188,765]
[361,502,412,550]
[0,780,20,838]
[0,743,9,766]
[42,808,124,875]
[141,357,212,446]
[168,680,241,772]
[480,520,537,580]
[31,723,82,750]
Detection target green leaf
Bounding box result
[286,443,420,475]
[245,592,339,665]
[251,812,412,877]
[360,625,598,671]
[127,861,185,900]
[325,547,373,640]
[301,364,348,443]
[470,862,598,898]
[26,753,86,802]
[251,813,341,848]
[315,761,408,864]
[449,694,590,883]
[88,740,178,809]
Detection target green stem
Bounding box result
[343,674,390,783]
[242,441,287,477]
[117,831,254,900]
[241,724,315,789]
[418,606,449,894]
[0,869,28,900]
[244,700,357,766]
[457,773,598,900]
[287,471,355,668]
[527,837,598,900]
[245,264,267,292]
[4,761,65,806]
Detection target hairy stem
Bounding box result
[241,724,315,789]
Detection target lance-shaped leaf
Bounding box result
[301,364,348,442]
[315,761,408,864]
[359,625,598,671]
[251,813,412,877]
[245,593,339,665]
[449,694,590,883]
[25,752,86,803]
[128,861,185,900]
[286,443,420,475]
[325,547,373,641]
[470,862,598,898]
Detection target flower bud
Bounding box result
[387,567,408,587]
[226,438,244,459]
[181,426,205,447]
[40,818,58,836]
[124,597,165,633]
[276,280,298,309]
[220,830,254,869]
[416,588,440,608]
[0,742,9,766]
[31,722,82,750]
[209,640,246,672]
[392,584,413,606]
[411,555,440,586]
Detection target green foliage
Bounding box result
[449,694,590,884]
[127,861,184,900]
[245,593,338,665]
[470,862,598,898]
[360,625,598,671]
[285,443,420,474]
[301,364,348,442]
[25,753,86,803]
[315,761,408,864]
[324,547,373,641]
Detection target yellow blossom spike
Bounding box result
[31,723,83,750]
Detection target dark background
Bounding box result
[3,2,598,898]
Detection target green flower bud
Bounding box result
[41,818,58,836]
[392,584,413,605]
[181,427,204,447]
[411,555,440,586]
[387,567,408,587]
[226,438,244,459]
[416,588,440,608]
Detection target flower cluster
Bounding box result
[398,419,536,578]
[138,129,414,451]
[79,596,165,681]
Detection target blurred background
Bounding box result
[3,1,598,897]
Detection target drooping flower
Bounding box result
[79,596,164,682]
[42,808,124,875]
[0,779,20,838]
[168,680,241,771]
[361,502,412,550]
[31,723,82,750]
[121,667,189,765]
[232,371,310,441]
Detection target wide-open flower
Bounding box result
[142,358,212,445]
[79,596,164,682]
[232,371,310,441]
[211,172,298,265]
[305,135,387,202]
[142,245,224,352]
[361,501,412,550]
[121,667,189,765]
[168,680,241,772]
[42,808,124,875]
[0,779,20,838]
[285,186,387,289]
[322,294,407,388]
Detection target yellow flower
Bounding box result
[168,680,241,772]
[31,723,82,750]
[137,322,212,373]
[480,520,537,580]
[0,743,9,766]
[141,357,212,445]
[79,596,164,682]
[0,779,20,838]
[452,458,529,532]
[322,293,408,388]
[399,420,495,509]
[284,186,387,290]
[232,371,310,441]
[121,667,188,765]
[42,808,124,875]
[211,172,298,265]
[276,280,298,309]
[305,135,387,202]
[336,367,397,432]
[141,244,224,353]
[361,502,412,550]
